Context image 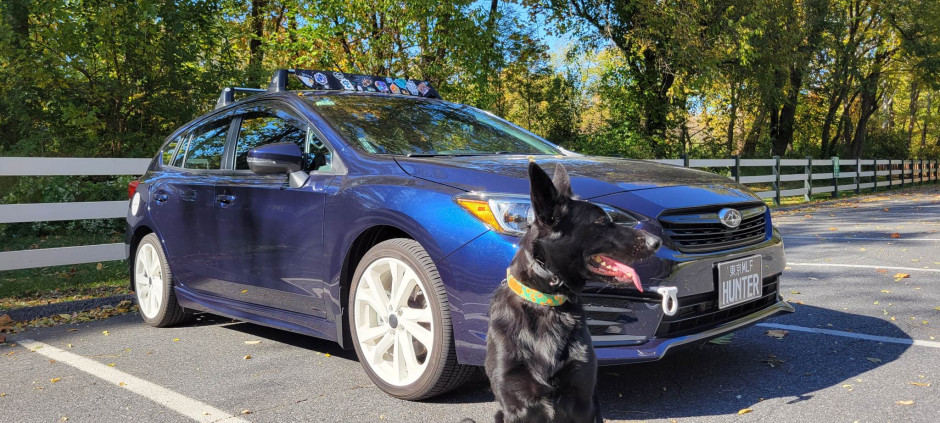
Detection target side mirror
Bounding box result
[247,142,304,174]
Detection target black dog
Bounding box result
[484,162,661,423]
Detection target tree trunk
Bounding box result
[741,109,767,158]
[771,66,803,156]
[850,72,881,159]
[907,78,920,151]
[248,0,268,82]
[920,94,932,150]
[727,82,738,155]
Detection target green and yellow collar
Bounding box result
[506,269,567,306]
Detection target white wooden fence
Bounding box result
[1,156,937,272]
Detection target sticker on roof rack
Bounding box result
[292,69,439,98]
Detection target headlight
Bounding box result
[455,193,639,236]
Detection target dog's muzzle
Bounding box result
[650,286,679,316]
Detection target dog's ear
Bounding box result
[552,163,573,199]
[528,161,558,226]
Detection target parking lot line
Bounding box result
[783,236,940,242]
[18,339,249,423]
[787,262,940,273]
[757,323,940,349]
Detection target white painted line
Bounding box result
[787,262,940,273]
[757,323,940,349]
[18,340,249,423]
[783,236,940,242]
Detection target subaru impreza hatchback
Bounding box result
[126,69,792,400]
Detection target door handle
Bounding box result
[154,193,169,204]
[216,194,237,206]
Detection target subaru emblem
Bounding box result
[718,208,742,229]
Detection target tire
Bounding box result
[348,238,475,400]
[132,233,190,327]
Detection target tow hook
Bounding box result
[652,286,679,316]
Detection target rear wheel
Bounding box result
[133,233,190,327]
[349,238,475,400]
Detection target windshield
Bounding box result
[306,94,560,156]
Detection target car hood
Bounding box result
[394,155,746,199]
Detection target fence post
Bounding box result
[682,153,689,168]
[733,155,741,183]
[773,155,781,205]
[920,158,925,184]
[832,156,840,198]
[855,159,861,194]
[888,159,894,189]
[873,159,879,191]
[804,156,813,201]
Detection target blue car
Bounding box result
[126,69,792,400]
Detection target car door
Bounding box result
[148,114,235,296]
[212,102,337,317]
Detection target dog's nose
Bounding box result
[646,234,662,251]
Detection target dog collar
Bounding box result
[506,269,567,306]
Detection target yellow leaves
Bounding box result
[172,338,180,342]
[738,408,753,415]
[324,353,331,357]
[108,363,116,367]
[241,410,252,415]
[909,382,930,387]
[243,355,251,360]
[95,263,103,271]
[66,344,73,349]
[790,290,801,294]
[244,340,261,345]
[881,290,891,293]
[240,289,248,294]
[934,306,940,312]
[890,232,901,238]
[102,331,109,336]
[119,382,125,387]
[50,377,61,383]
[58,314,71,320]
[829,227,838,231]
[893,273,910,281]
[895,400,915,405]
[765,330,788,339]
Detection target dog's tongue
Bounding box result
[612,260,643,292]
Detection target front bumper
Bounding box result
[442,217,790,367]
[594,300,794,365]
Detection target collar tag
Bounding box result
[506,269,566,306]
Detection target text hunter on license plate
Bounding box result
[717,255,763,309]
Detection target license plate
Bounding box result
[717,255,763,309]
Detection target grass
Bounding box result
[0,227,131,311]
[764,181,939,209]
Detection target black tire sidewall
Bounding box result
[348,239,449,400]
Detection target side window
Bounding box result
[234,111,306,170]
[170,134,189,168]
[183,119,230,170]
[161,134,182,166]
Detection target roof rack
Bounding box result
[214,69,441,110]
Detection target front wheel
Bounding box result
[348,238,475,400]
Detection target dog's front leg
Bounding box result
[592,389,603,423]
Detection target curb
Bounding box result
[3,294,135,322]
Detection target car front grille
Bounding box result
[659,204,768,253]
[655,275,779,337]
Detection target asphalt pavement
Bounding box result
[2,186,939,422]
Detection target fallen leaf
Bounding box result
[841,384,852,388]
[859,248,866,251]
[934,306,940,311]
[324,353,331,357]
[66,344,73,348]
[108,363,116,367]
[896,400,914,405]
[881,290,891,293]
[50,378,60,383]
[96,263,103,271]
[240,289,248,294]
[765,330,789,339]
[0,314,12,325]
[877,269,887,274]
[202,412,210,416]
[890,233,901,238]
[244,355,251,360]
[172,338,180,342]
[738,408,753,415]
[244,340,261,345]
[883,208,890,212]
[119,382,125,386]
[241,410,252,415]
[790,290,801,294]
[894,273,910,281]
[102,331,109,336]
[909,382,930,387]
[866,357,882,363]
